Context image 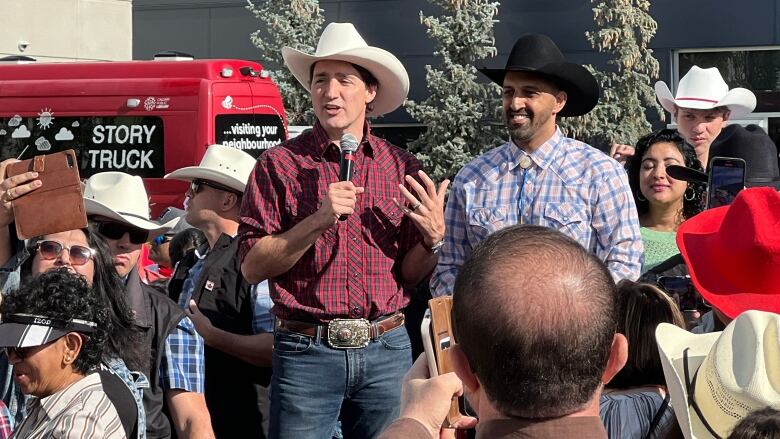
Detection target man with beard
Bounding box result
[431,34,643,297]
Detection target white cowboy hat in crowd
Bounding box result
[655,66,756,120]
[281,22,410,117]
[656,310,780,439]
[83,172,178,238]
[165,144,256,193]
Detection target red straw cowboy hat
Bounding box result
[676,187,780,319]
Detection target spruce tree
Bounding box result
[405,0,504,181]
[246,0,323,126]
[559,0,664,149]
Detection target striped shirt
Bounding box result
[11,373,126,439]
[431,128,643,296]
[238,121,423,322]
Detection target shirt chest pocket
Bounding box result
[468,206,510,242]
[542,203,587,240]
[367,197,404,251]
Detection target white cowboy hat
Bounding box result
[655,66,756,120]
[281,22,409,117]
[83,172,178,238]
[656,310,780,439]
[164,144,256,193]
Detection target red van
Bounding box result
[0,57,287,216]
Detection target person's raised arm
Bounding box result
[240,180,364,283]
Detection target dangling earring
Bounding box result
[636,191,647,202]
[684,188,695,201]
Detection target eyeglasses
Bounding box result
[5,339,59,361]
[190,179,241,195]
[36,240,95,266]
[152,235,173,246]
[94,221,149,245]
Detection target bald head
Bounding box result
[452,225,617,418]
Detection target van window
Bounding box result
[0,115,164,178]
[214,114,285,158]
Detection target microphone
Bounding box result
[339,133,359,181]
[338,133,359,221]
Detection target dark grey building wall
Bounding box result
[133,0,780,124]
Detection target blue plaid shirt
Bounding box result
[431,128,643,296]
[159,316,205,392]
[251,280,274,334]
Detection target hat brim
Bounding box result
[655,82,756,119]
[84,198,178,240]
[164,167,246,193]
[477,62,599,117]
[676,207,780,319]
[0,321,70,348]
[656,323,721,439]
[667,165,709,183]
[282,46,410,117]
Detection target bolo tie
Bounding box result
[517,155,533,225]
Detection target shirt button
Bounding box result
[352,272,358,278]
[352,237,357,241]
[352,306,360,314]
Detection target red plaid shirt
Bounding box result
[239,122,423,322]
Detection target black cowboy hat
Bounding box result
[667,124,780,190]
[478,34,599,117]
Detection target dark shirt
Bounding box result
[238,121,423,322]
[379,416,608,439]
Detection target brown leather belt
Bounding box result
[276,313,405,349]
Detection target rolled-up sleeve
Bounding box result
[238,151,285,263]
[430,178,469,297]
[592,165,644,281]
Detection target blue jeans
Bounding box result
[269,325,412,439]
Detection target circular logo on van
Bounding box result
[144,97,156,111]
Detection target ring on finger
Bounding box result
[2,189,11,202]
[410,201,422,212]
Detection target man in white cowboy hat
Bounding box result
[656,310,780,439]
[431,33,643,297]
[238,22,449,439]
[82,172,215,439]
[164,144,271,438]
[611,65,757,169]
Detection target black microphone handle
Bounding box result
[338,156,355,221]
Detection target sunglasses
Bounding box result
[36,240,95,266]
[190,179,240,195]
[152,235,173,246]
[95,221,149,244]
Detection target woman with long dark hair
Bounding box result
[625,129,705,273]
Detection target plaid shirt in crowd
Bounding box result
[159,316,205,392]
[431,128,643,297]
[0,400,11,439]
[239,122,423,323]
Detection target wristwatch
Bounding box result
[423,239,445,254]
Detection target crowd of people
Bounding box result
[0,20,778,439]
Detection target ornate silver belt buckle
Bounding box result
[327,318,371,349]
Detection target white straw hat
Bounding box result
[655,66,756,120]
[164,144,256,193]
[656,310,780,439]
[83,172,177,239]
[282,22,409,117]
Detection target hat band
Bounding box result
[116,211,152,222]
[676,97,720,104]
[3,313,97,334]
[683,348,726,439]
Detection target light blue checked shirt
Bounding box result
[431,128,643,296]
[159,316,206,392]
[251,280,274,334]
